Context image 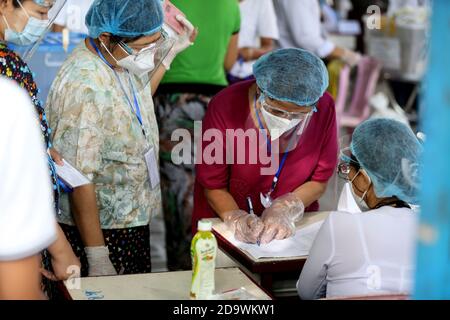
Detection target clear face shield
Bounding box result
[249,93,315,154]
[102,28,175,92]
[3,0,67,61]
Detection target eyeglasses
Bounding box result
[337,162,372,195]
[337,162,352,181]
[119,30,168,57]
[260,97,317,121]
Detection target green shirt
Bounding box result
[162,0,241,86]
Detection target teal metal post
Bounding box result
[414,0,450,299]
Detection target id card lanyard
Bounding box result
[89,38,147,138]
[254,95,296,208]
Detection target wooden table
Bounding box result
[209,211,330,297]
[62,267,272,300]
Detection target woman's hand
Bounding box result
[41,247,80,281]
[162,15,198,69]
[239,47,254,61]
[259,193,305,244]
[49,147,64,166]
[224,210,264,244]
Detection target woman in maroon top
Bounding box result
[193,48,338,244]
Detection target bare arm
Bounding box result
[0,255,45,300]
[239,37,275,61]
[52,24,64,32]
[327,46,346,60]
[69,184,105,247]
[292,181,328,207]
[224,33,240,71]
[44,224,80,281]
[204,188,240,220]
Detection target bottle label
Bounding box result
[190,235,217,300]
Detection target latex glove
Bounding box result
[162,15,198,69]
[259,193,305,244]
[85,246,117,277]
[341,49,362,67]
[224,210,264,244]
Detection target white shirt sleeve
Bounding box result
[281,0,335,58]
[297,213,335,299]
[257,0,279,40]
[0,79,57,261]
[53,0,68,27]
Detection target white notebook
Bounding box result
[214,220,325,260]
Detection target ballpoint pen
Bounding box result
[246,196,261,246]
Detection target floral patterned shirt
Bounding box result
[0,42,59,212]
[47,42,162,229]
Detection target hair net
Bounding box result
[350,118,423,204]
[85,0,164,38]
[253,48,329,107]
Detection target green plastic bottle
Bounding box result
[190,220,217,300]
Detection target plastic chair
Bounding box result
[335,56,382,132]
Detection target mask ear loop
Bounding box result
[1,0,30,32]
[16,0,31,19]
[1,1,32,35]
[1,14,11,30]
[99,40,122,65]
[350,169,372,204]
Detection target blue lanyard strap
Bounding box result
[89,38,146,137]
[253,94,294,194]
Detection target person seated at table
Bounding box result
[193,48,338,245]
[297,118,422,299]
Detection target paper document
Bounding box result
[214,220,325,259]
[55,159,91,188]
[337,20,361,35]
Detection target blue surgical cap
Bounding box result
[85,0,164,38]
[253,48,329,107]
[351,118,423,204]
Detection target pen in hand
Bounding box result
[246,196,261,246]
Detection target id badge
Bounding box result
[144,147,160,189]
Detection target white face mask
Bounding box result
[116,50,156,78]
[337,182,362,213]
[337,172,371,212]
[349,182,370,211]
[101,41,156,78]
[260,103,301,141]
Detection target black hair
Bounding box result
[350,154,361,170]
[12,0,21,8]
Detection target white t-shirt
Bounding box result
[273,0,335,58]
[0,79,57,261]
[54,0,94,34]
[297,207,417,299]
[230,0,279,78]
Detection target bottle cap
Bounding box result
[198,219,212,232]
